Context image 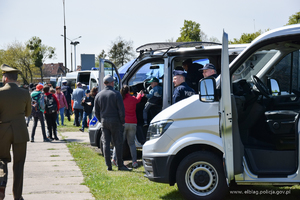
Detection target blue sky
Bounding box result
[0,0,299,71]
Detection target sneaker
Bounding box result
[107,166,112,171]
[31,139,34,142]
[43,138,52,142]
[118,165,132,171]
[132,162,138,168]
[111,159,117,166]
[54,137,59,140]
[79,128,84,132]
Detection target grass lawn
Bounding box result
[58,117,300,200]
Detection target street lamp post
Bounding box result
[71,41,80,71]
[60,35,81,72]
[62,0,67,73]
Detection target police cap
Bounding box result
[199,63,216,71]
[173,70,187,77]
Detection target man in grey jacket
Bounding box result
[94,75,131,171]
[71,82,85,126]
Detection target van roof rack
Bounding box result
[136,42,222,53]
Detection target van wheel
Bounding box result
[176,151,228,200]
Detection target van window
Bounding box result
[91,78,97,89]
[267,50,300,94]
[104,62,120,91]
[233,50,278,81]
[128,62,164,86]
[232,41,300,95]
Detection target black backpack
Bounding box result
[45,94,57,114]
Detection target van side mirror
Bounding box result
[199,77,216,102]
[268,78,280,96]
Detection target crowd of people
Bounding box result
[26,81,99,140]
[0,61,217,199]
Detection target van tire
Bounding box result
[176,151,228,200]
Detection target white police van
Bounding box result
[88,42,248,158]
[142,24,300,199]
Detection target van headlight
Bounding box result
[146,120,173,141]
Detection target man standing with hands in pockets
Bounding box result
[94,75,131,171]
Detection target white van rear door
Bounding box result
[98,59,122,91]
[220,31,234,184]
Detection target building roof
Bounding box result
[43,63,67,77]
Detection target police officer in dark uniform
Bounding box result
[61,80,73,121]
[182,59,203,93]
[0,64,31,200]
[172,70,195,103]
[199,63,218,78]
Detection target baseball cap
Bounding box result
[36,84,44,91]
[103,75,114,83]
[85,89,90,93]
[148,77,159,83]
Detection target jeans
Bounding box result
[31,111,47,140]
[113,123,137,163]
[101,118,124,168]
[82,112,92,131]
[56,107,65,125]
[74,109,83,126]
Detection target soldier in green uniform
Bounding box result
[0,64,31,200]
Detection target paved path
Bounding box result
[5,122,95,200]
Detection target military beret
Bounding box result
[1,64,20,74]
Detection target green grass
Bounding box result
[67,142,183,200]
[59,116,300,200]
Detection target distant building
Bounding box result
[43,63,68,77]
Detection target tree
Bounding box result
[176,20,201,42]
[95,50,107,68]
[286,11,300,25]
[0,41,37,84]
[26,36,56,82]
[108,37,135,68]
[229,30,264,44]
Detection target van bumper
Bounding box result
[142,155,175,184]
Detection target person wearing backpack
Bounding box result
[43,86,60,140]
[30,84,51,142]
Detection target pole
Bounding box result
[74,44,77,71]
[63,0,67,72]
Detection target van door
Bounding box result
[98,59,121,91]
[219,31,235,184]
